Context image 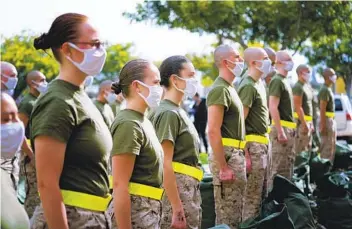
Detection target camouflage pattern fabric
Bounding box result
[295,121,313,154]
[320,118,337,162]
[30,204,111,229]
[23,157,40,219]
[161,173,202,229]
[242,142,268,221]
[209,146,247,229]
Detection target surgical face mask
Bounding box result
[4,89,14,97]
[136,81,163,108]
[255,59,272,78]
[174,76,198,98]
[105,92,117,105]
[1,74,18,90]
[66,43,107,76]
[302,73,311,82]
[226,60,244,77]
[84,76,94,88]
[1,122,25,160]
[329,74,337,83]
[32,81,48,94]
[283,61,294,72]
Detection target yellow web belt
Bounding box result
[245,134,269,145]
[60,190,111,212]
[326,112,335,118]
[222,138,246,149]
[272,120,297,129]
[172,162,203,181]
[293,112,313,121]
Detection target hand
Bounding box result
[245,149,252,174]
[311,124,315,133]
[302,122,309,134]
[171,209,187,229]
[219,166,235,182]
[278,128,288,143]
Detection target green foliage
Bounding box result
[186,53,218,80]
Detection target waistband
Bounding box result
[325,112,335,118]
[293,112,313,121]
[60,190,112,212]
[245,134,269,145]
[272,120,297,129]
[172,162,203,181]
[222,138,246,149]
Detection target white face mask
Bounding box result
[4,89,14,97]
[1,122,25,160]
[302,73,311,82]
[226,60,244,77]
[136,81,163,108]
[1,74,18,90]
[32,81,48,94]
[66,43,107,76]
[329,74,337,83]
[283,61,294,72]
[84,75,94,88]
[255,59,272,78]
[105,92,117,105]
[174,76,198,98]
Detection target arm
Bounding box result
[112,154,135,229]
[207,105,226,169]
[294,95,308,131]
[320,100,328,134]
[35,136,68,229]
[18,113,34,159]
[243,106,250,119]
[269,96,282,131]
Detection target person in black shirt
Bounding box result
[193,93,208,153]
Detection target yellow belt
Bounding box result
[267,127,272,134]
[26,139,31,146]
[128,182,164,200]
[293,112,313,121]
[109,176,164,200]
[172,162,203,181]
[222,138,246,149]
[272,120,297,129]
[61,190,112,212]
[245,134,269,145]
[326,112,335,118]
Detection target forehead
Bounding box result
[1,96,18,113]
[77,20,99,40]
[181,62,195,72]
[2,67,17,76]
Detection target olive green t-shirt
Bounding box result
[269,74,294,122]
[206,77,245,140]
[318,84,335,112]
[30,79,112,197]
[1,169,30,229]
[18,93,37,139]
[94,100,115,127]
[238,76,269,136]
[292,80,313,116]
[148,99,199,167]
[111,109,163,188]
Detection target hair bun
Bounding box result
[111,82,122,95]
[33,33,51,50]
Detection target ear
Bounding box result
[131,81,140,93]
[61,42,72,57]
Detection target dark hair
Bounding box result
[33,13,88,62]
[111,59,150,97]
[159,55,190,88]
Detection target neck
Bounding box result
[96,94,107,104]
[298,77,306,84]
[29,88,40,97]
[126,97,148,115]
[277,68,288,77]
[324,82,331,87]
[58,64,87,87]
[219,68,235,85]
[163,88,183,106]
[248,68,262,82]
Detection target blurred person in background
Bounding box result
[94,80,116,127]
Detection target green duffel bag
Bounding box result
[200,173,215,229]
[333,142,352,170]
[208,224,231,229]
[310,155,332,183]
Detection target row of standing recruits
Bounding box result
[0,13,337,229]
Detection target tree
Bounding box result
[1,33,59,98]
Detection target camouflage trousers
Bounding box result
[295,122,313,154]
[161,173,202,229]
[30,204,111,229]
[108,195,162,229]
[242,142,268,222]
[209,146,246,229]
[263,141,272,197]
[320,118,337,162]
[268,126,296,191]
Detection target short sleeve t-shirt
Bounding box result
[318,84,335,112]
[269,74,294,122]
[206,77,245,140]
[238,76,269,136]
[18,93,37,138]
[94,100,115,127]
[292,80,313,116]
[30,79,112,197]
[148,99,200,167]
[111,109,163,188]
